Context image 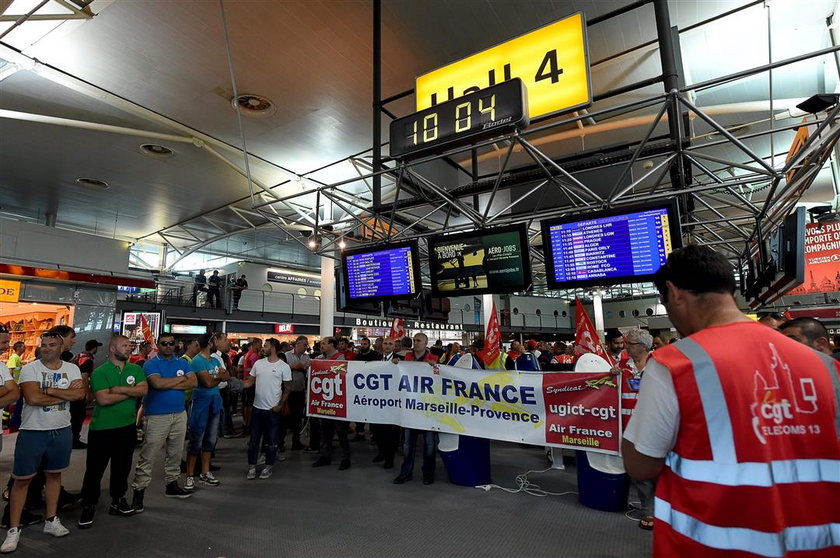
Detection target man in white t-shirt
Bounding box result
[242,338,291,480]
[2,331,86,553]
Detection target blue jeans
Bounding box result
[187,395,221,455]
[248,408,282,466]
[399,429,437,478]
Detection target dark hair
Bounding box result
[653,244,735,302]
[780,317,830,344]
[158,333,175,341]
[197,333,213,350]
[265,338,281,354]
[13,341,24,350]
[605,328,623,342]
[360,336,370,344]
[48,325,75,338]
[400,337,412,349]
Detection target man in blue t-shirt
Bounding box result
[129,334,196,512]
[185,333,230,490]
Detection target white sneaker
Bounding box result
[246,467,256,480]
[43,517,69,538]
[1,528,19,553]
[276,454,286,462]
[259,466,273,479]
[184,476,196,491]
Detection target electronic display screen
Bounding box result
[541,202,681,289]
[390,79,528,161]
[342,242,420,300]
[428,224,532,296]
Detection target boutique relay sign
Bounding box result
[308,360,620,454]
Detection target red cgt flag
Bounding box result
[477,301,502,368]
[573,298,614,366]
[389,317,405,340]
[139,313,156,350]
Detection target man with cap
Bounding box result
[70,340,101,450]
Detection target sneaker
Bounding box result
[0,507,41,530]
[43,516,70,537]
[258,466,273,479]
[58,489,82,510]
[78,506,95,529]
[184,476,196,491]
[199,473,220,486]
[246,467,257,480]
[164,482,192,499]
[1,527,19,553]
[276,454,286,462]
[131,489,145,512]
[108,498,135,517]
[338,459,351,471]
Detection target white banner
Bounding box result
[307,360,621,454]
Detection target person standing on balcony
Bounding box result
[231,275,248,310]
[207,271,222,309]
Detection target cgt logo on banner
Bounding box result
[307,360,620,454]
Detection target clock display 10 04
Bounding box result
[389,79,529,161]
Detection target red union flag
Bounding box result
[574,298,613,366]
[389,317,405,340]
[139,313,156,349]
[477,301,502,367]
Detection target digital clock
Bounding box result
[389,78,529,161]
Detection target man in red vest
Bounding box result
[622,245,840,557]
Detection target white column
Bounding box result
[319,256,335,339]
[592,289,605,338]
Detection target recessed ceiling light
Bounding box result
[231,94,276,118]
[139,144,175,158]
[74,177,110,190]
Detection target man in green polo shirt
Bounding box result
[77,335,147,529]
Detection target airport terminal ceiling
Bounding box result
[1,0,839,293]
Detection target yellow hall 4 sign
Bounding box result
[415,12,591,121]
[0,280,21,302]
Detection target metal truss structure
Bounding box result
[3,0,838,304]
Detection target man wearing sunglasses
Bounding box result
[2,332,86,553]
[128,334,196,514]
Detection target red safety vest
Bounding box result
[651,322,840,557]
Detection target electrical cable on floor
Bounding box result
[474,467,578,498]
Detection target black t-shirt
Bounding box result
[235,278,248,290]
[60,350,74,363]
[195,274,207,286]
[208,275,221,289]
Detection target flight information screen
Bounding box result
[542,206,677,288]
[344,244,418,300]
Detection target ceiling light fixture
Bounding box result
[139,144,175,158]
[338,238,347,250]
[74,177,110,190]
[231,94,276,118]
[307,233,322,251]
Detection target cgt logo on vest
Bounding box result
[308,362,348,419]
[750,343,819,444]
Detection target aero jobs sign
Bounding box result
[415,12,591,121]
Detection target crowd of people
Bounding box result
[0,244,838,555]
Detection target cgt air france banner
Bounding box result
[307,360,620,455]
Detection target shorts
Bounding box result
[187,395,221,455]
[242,385,256,407]
[13,427,72,478]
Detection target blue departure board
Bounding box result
[541,204,680,289]
[344,244,419,300]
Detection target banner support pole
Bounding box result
[592,289,605,338]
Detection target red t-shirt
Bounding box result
[404,350,438,363]
[244,351,261,374]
